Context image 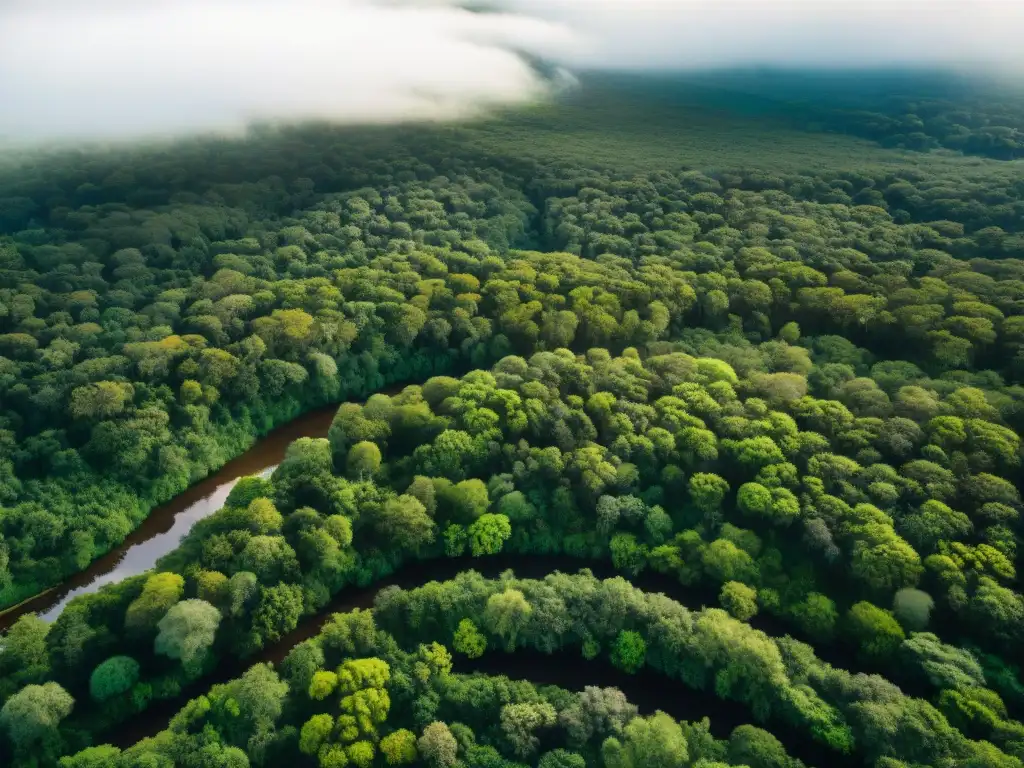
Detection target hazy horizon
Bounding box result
[2,0,1021,144]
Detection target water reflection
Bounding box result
[1,407,337,630]
[41,466,278,621]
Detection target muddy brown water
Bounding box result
[0,405,340,630]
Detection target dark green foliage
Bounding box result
[88,656,139,702]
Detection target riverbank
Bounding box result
[0,404,338,630]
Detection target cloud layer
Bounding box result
[2,0,1022,144]
[0,0,573,143]
[500,0,1024,73]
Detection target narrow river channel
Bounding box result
[0,405,339,630]
[101,551,817,748]
[109,553,854,768]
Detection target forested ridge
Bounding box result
[1,76,1024,767]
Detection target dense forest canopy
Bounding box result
[668,70,1024,160]
[0,72,1023,767]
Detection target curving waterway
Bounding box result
[0,404,340,630]
[108,554,855,768]
[104,554,793,744]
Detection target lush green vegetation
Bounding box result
[2,73,1024,766]
[59,594,814,768]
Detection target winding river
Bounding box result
[0,404,340,630]
[108,553,855,768]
